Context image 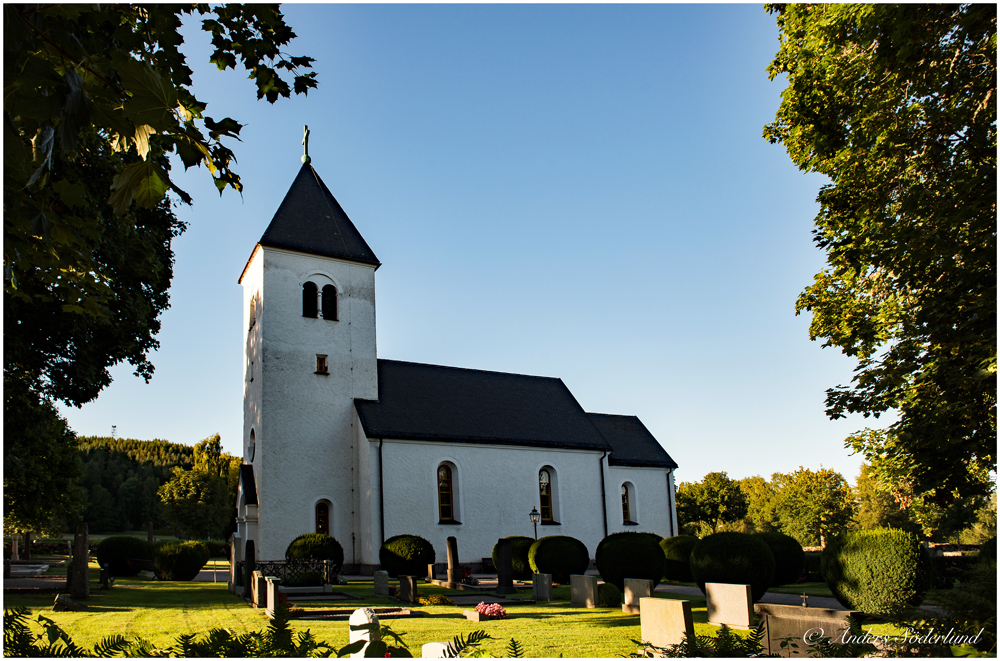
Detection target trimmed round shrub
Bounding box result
[598,582,623,607]
[596,531,664,592]
[979,536,996,563]
[492,536,535,581]
[660,535,698,582]
[756,532,805,587]
[286,533,344,573]
[152,541,210,581]
[96,536,155,577]
[821,528,932,617]
[528,535,589,584]
[690,532,775,602]
[379,534,436,578]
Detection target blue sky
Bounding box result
[58,3,880,485]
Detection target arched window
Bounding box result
[539,469,553,522]
[622,482,637,524]
[302,281,318,317]
[249,296,256,329]
[438,464,456,523]
[321,285,338,320]
[315,502,329,535]
[247,429,255,462]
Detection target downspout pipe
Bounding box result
[378,438,385,547]
[666,470,675,537]
[598,450,608,537]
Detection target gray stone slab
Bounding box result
[53,593,88,612]
[532,573,553,601]
[495,538,516,595]
[705,582,753,629]
[755,603,864,658]
[373,570,389,597]
[399,575,418,604]
[570,574,597,608]
[623,578,653,614]
[640,597,693,650]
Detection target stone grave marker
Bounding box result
[532,573,553,601]
[705,583,753,629]
[349,607,381,658]
[570,574,597,608]
[446,536,459,585]
[623,578,654,614]
[252,570,268,609]
[755,603,864,658]
[640,597,694,650]
[10,536,18,562]
[264,576,280,619]
[427,563,436,581]
[421,642,455,658]
[373,570,389,597]
[53,594,89,612]
[70,523,90,600]
[495,538,516,595]
[399,575,418,603]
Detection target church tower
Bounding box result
[237,151,380,562]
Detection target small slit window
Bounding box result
[302,281,318,318]
[539,470,553,522]
[316,502,329,535]
[622,482,637,524]
[438,464,456,523]
[316,354,328,374]
[322,285,338,320]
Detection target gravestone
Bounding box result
[99,565,113,590]
[446,536,459,585]
[53,594,89,612]
[264,576,280,619]
[10,536,18,562]
[252,570,268,608]
[399,575,418,603]
[427,563,436,581]
[754,603,864,658]
[622,578,654,614]
[705,583,753,629]
[532,573,553,601]
[639,597,694,650]
[147,521,154,543]
[495,538,516,595]
[421,642,455,658]
[70,523,90,600]
[373,570,389,597]
[570,574,598,608]
[349,607,381,658]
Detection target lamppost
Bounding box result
[529,507,540,540]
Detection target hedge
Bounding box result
[96,536,156,577]
[528,536,589,584]
[152,541,210,581]
[690,532,775,602]
[379,534,435,578]
[755,532,805,587]
[660,535,698,582]
[595,531,664,592]
[821,528,932,617]
[286,533,344,573]
[492,536,534,581]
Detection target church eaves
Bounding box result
[256,162,380,268]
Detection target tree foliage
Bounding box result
[764,3,996,505]
[770,467,854,548]
[677,472,748,535]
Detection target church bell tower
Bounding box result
[237,133,380,562]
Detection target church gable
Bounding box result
[257,162,380,267]
[355,359,612,451]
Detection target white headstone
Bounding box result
[349,607,381,658]
[421,642,455,658]
[623,578,654,613]
[705,583,754,629]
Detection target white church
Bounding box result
[233,153,679,574]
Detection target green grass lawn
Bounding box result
[5,572,742,657]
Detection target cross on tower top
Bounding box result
[301,125,311,164]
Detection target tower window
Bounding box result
[316,355,328,374]
[322,285,338,320]
[302,281,318,318]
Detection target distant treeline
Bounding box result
[75,436,236,534]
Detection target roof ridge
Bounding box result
[377,357,562,382]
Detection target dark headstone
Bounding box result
[53,594,89,612]
[99,565,114,590]
[754,603,864,657]
[70,523,90,600]
[495,538,516,595]
[399,575,418,604]
[446,536,459,584]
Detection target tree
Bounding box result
[772,467,855,548]
[764,4,996,506]
[852,463,919,534]
[4,4,316,534]
[676,472,748,535]
[158,466,230,540]
[738,475,780,533]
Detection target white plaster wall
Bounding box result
[605,465,674,538]
[249,246,378,560]
[376,439,610,563]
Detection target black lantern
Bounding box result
[529,506,541,539]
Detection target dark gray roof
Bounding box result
[240,464,258,506]
[355,359,613,452]
[588,413,678,469]
[258,163,380,267]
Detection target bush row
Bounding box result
[95,536,210,581]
